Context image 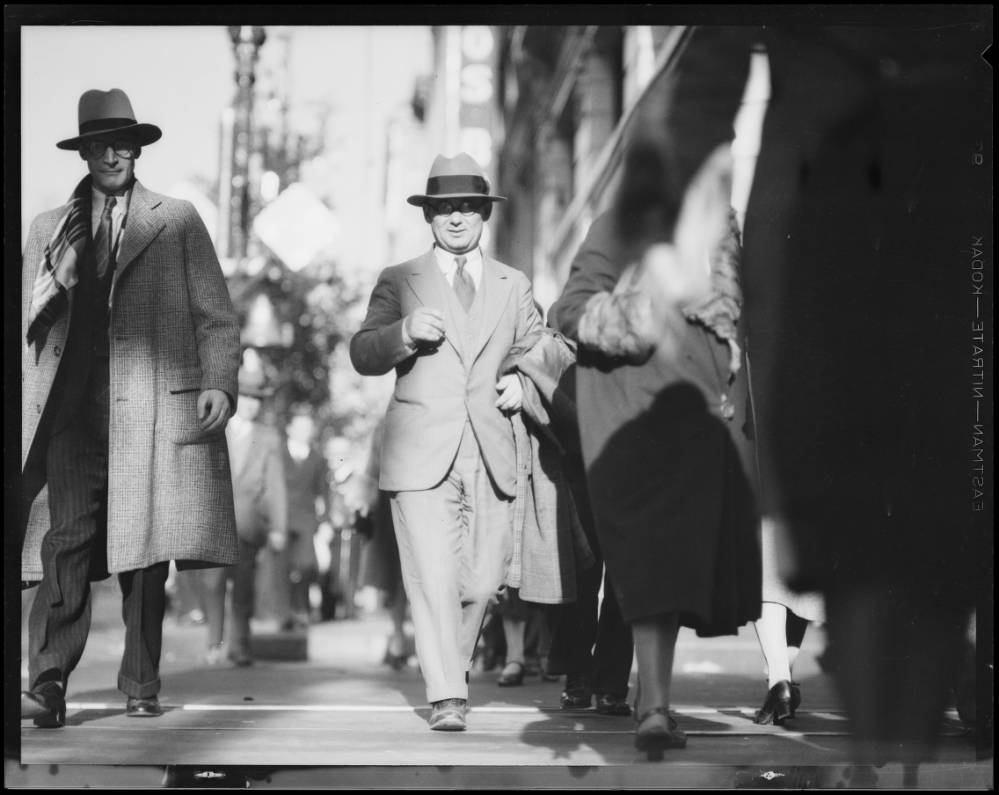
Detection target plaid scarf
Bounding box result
[25,177,92,347]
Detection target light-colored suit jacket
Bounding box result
[349,249,542,497]
[21,179,240,579]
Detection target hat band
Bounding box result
[79,117,138,136]
[426,175,488,196]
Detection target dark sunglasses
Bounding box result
[81,139,139,159]
[428,198,488,216]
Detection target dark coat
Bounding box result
[619,25,984,596]
[550,212,760,634]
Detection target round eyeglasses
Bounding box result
[428,198,487,216]
[81,139,139,160]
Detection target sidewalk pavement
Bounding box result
[10,581,990,789]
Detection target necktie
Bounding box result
[454,255,475,312]
[94,195,117,279]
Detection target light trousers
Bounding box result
[389,422,514,703]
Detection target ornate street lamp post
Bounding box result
[226,25,267,263]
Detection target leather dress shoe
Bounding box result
[429,698,467,731]
[497,661,525,687]
[126,696,164,718]
[753,680,793,725]
[21,681,66,728]
[560,673,593,711]
[596,693,632,717]
[634,707,687,757]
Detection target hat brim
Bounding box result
[56,122,162,150]
[407,193,507,207]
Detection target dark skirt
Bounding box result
[584,379,761,635]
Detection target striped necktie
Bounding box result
[94,195,117,279]
[454,255,475,312]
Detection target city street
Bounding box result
[10,582,987,789]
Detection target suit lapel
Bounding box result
[405,251,463,360]
[471,256,512,363]
[113,181,166,285]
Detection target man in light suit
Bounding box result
[350,153,543,731]
[21,89,240,727]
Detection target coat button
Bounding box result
[36,403,42,414]
[53,345,61,357]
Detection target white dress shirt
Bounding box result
[433,245,483,291]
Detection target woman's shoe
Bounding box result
[753,680,794,725]
[634,707,687,759]
[497,661,525,687]
[789,681,802,717]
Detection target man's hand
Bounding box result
[494,374,523,412]
[403,307,446,346]
[267,531,287,552]
[198,389,232,433]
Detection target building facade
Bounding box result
[491,25,769,311]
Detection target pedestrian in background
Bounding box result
[21,88,240,727]
[353,416,413,669]
[543,377,634,717]
[282,408,329,629]
[751,518,824,725]
[200,351,288,667]
[503,317,634,714]
[549,201,761,757]
[350,153,543,731]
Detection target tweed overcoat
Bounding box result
[349,249,543,498]
[21,180,240,580]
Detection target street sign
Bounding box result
[252,182,340,272]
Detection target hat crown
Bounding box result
[427,152,486,182]
[79,88,137,126]
[407,151,506,206]
[57,87,162,150]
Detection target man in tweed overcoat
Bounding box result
[20,89,240,727]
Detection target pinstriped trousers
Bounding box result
[28,357,169,699]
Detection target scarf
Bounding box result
[25,177,92,347]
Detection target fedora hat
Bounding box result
[56,88,162,150]
[407,152,506,206]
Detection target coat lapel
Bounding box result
[471,256,512,363]
[113,181,166,286]
[405,251,463,360]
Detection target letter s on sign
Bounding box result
[461,64,494,105]
[462,26,494,61]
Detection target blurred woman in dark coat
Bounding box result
[616,23,986,767]
[549,192,761,755]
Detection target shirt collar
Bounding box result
[91,185,131,215]
[433,244,483,273]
